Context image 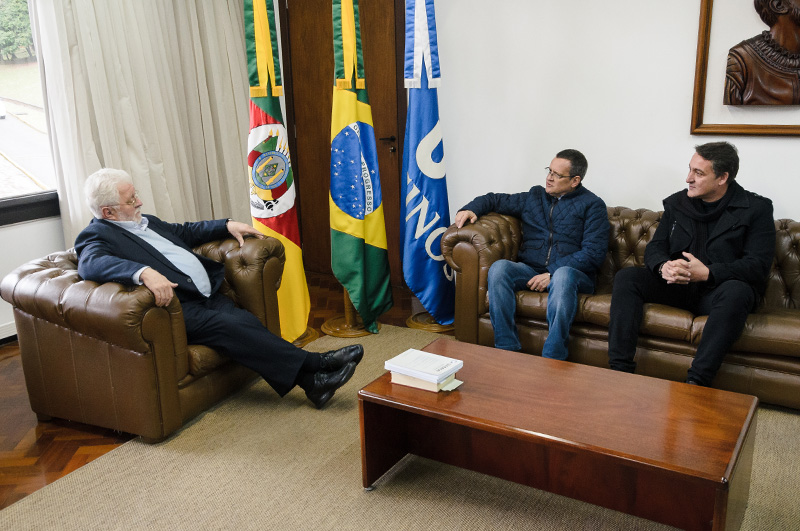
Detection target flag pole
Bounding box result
[321,289,377,337]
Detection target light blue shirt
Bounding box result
[110,217,212,297]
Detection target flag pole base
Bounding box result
[292,326,320,348]
[322,286,378,337]
[406,311,454,333]
[321,316,378,338]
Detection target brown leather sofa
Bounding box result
[0,237,285,442]
[441,207,800,410]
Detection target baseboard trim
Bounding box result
[1,322,17,341]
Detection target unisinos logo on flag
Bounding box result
[244,0,310,343]
[400,0,454,325]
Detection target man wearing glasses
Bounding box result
[454,149,609,359]
[75,168,363,409]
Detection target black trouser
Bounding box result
[607,267,755,385]
[181,292,306,396]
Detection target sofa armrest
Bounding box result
[441,213,521,342]
[193,236,285,337]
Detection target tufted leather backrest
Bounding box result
[765,219,800,309]
[193,237,285,330]
[598,208,662,294]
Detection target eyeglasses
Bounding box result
[107,190,140,207]
[545,167,573,180]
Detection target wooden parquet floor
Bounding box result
[0,271,417,510]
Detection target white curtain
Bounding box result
[28,0,251,244]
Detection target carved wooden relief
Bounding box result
[724,0,800,105]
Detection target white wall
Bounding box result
[0,217,66,339]
[435,0,800,220]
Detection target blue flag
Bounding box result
[400,0,454,325]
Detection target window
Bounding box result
[0,0,59,225]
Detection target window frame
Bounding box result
[0,190,60,226]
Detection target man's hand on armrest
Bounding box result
[226,220,265,247]
[455,210,477,228]
[140,268,179,307]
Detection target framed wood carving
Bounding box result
[691,0,800,137]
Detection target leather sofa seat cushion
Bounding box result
[187,344,230,378]
[582,295,693,342]
[516,291,693,342]
[515,291,548,319]
[693,309,800,358]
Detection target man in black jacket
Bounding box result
[607,142,775,386]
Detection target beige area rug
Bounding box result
[1,325,799,530]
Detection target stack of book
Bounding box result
[384,348,463,392]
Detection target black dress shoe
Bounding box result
[319,344,364,372]
[306,361,357,409]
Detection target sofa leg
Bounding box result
[35,413,53,422]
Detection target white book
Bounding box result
[384,348,463,383]
[391,372,457,392]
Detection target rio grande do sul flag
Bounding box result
[244,0,309,342]
[400,0,454,325]
[330,0,392,333]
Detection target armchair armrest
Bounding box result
[193,236,285,337]
[441,213,521,342]
[1,250,188,439]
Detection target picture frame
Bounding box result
[690,0,800,137]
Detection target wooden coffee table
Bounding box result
[358,339,757,531]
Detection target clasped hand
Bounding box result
[660,252,709,284]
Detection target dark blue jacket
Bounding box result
[75,215,230,302]
[460,185,609,283]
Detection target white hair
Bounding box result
[85,168,133,218]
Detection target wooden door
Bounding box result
[283,0,405,286]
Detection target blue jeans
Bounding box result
[487,260,594,360]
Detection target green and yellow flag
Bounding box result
[330,0,392,333]
[245,0,310,342]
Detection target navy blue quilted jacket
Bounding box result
[460,185,610,283]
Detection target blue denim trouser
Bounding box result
[487,260,594,360]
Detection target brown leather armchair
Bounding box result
[0,237,285,442]
[442,208,800,410]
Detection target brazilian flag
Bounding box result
[330,0,392,333]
